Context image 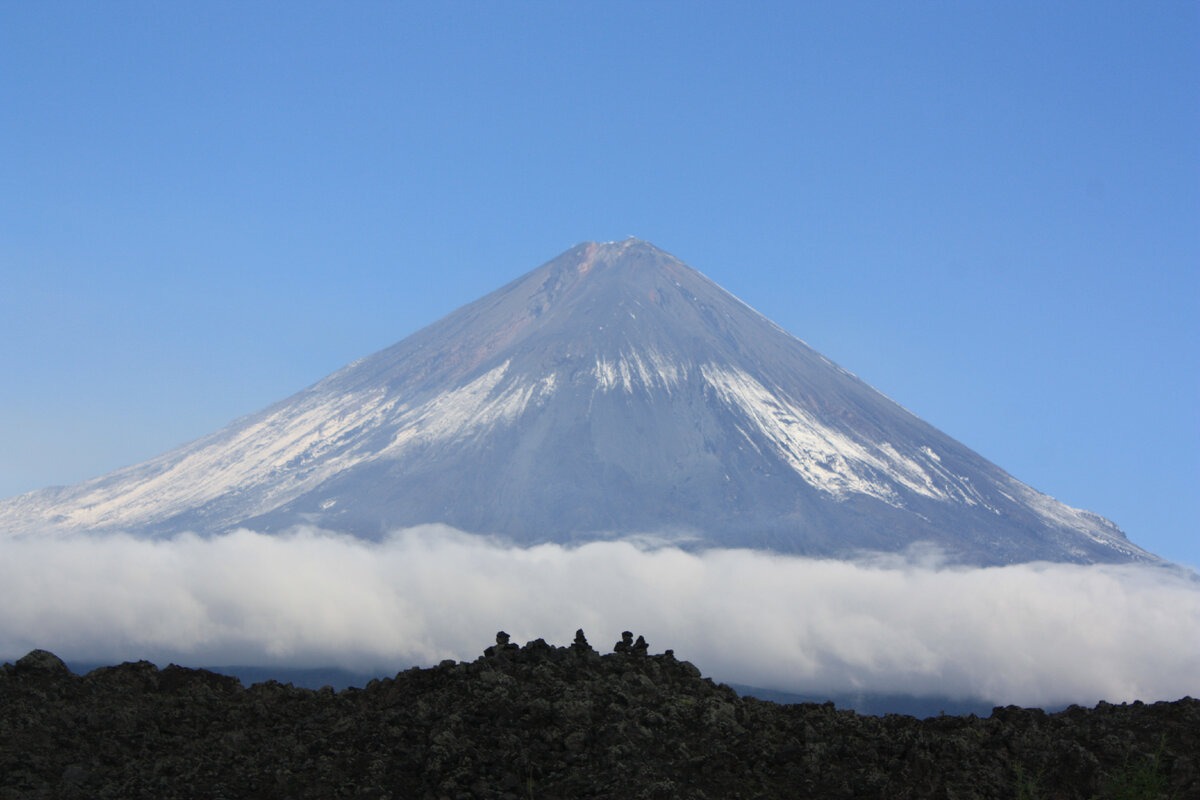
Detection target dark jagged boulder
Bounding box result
[0,633,1196,799]
[12,650,69,675]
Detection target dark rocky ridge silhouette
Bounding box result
[0,239,1155,565]
[2,634,1196,799]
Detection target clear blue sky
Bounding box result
[2,2,1196,568]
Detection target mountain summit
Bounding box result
[0,239,1154,564]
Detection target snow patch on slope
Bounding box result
[39,387,408,531]
[1009,481,1138,555]
[382,361,556,455]
[592,349,686,395]
[2,361,563,536]
[699,363,961,507]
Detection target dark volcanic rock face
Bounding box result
[1,635,1195,800]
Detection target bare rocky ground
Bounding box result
[1,632,1195,800]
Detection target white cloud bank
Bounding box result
[1,526,1197,708]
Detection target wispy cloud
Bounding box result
[2,526,1196,707]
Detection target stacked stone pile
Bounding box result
[1,632,1195,799]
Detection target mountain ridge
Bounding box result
[0,239,1155,565]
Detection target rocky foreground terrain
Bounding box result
[1,633,1195,800]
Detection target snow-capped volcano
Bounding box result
[0,239,1155,564]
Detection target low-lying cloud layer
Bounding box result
[2,526,1197,707]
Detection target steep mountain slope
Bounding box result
[0,239,1153,564]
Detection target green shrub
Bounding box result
[1101,735,1171,800]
